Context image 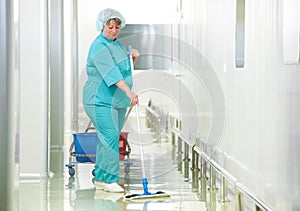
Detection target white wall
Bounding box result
[0,1,19,210]
[19,0,49,178]
[178,0,300,209]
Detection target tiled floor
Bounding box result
[18,115,235,211]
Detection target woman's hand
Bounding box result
[131,48,140,65]
[128,92,139,106]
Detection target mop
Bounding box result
[124,46,170,200]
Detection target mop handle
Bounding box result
[135,103,146,179]
[128,45,146,179]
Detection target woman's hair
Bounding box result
[106,18,121,26]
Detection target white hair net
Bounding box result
[96,8,125,32]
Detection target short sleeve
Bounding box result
[92,47,123,87]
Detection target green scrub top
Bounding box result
[83,33,132,108]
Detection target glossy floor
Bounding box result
[18,127,235,211]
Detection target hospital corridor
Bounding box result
[1,0,300,210]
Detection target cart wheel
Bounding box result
[92,169,95,176]
[124,162,132,174]
[69,168,75,177]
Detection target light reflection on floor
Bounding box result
[18,128,235,211]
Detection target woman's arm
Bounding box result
[115,80,139,106]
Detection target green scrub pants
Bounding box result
[84,105,127,183]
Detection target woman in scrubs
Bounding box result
[82,8,140,193]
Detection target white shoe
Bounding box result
[103,182,124,193]
[94,181,105,190]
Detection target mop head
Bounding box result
[124,178,170,200]
[124,191,170,200]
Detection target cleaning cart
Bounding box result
[65,121,131,177]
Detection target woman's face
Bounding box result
[103,19,121,40]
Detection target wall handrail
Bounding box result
[171,128,274,211]
[145,106,160,119]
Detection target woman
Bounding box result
[82,8,140,193]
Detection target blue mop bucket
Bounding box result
[73,132,98,162]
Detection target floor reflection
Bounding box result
[18,130,236,211]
